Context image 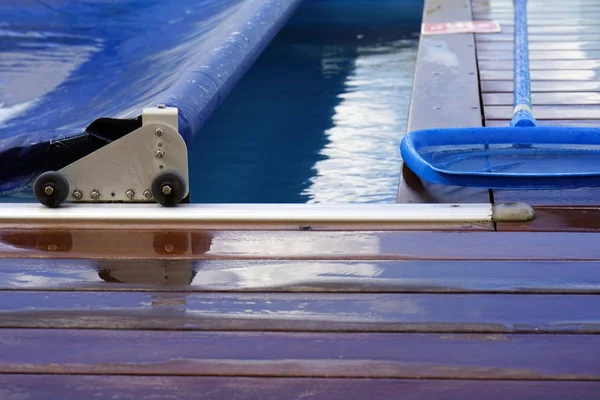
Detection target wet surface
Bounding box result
[1,291,599,333]
[0,377,597,400]
[1,258,599,293]
[0,330,599,379]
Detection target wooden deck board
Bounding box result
[483,92,600,106]
[2,230,600,260]
[1,330,599,379]
[1,258,599,293]
[1,376,599,400]
[1,291,598,332]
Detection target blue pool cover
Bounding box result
[0,0,302,193]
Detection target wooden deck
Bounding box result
[1,226,599,398]
[2,0,600,398]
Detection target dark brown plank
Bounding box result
[3,230,600,260]
[478,42,600,51]
[481,70,600,81]
[484,105,600,119]
[1,292,599,332]
[0,330,599,379]
[497,207,600,231]
[2,259,599,293]
[0,376,599,400]
[483,92,600,106]
[486,119,600,127]
[482,80,600,92]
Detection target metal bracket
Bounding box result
[59,106,189,203]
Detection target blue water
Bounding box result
[189,2,420,203]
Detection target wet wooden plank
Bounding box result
[486,119,600,127]
[398,0,490,206]
[478,50,600,60]
[483,80,600,92]
[478,35,600,43]
[476,19,600,26]
[2,230,600,260]
[477,27,600,35]
[485,105,600,120]
[483,92,600,106]
[2,259,599,294]
[1,230,600,260]
[1,376,599,400]
[0,330,599,379]
[497,207,600,232]
[479,60,600,70]
[0,292,599,332]
[481,70,600,81]
[478,42,600,51]
[493,189,600,207]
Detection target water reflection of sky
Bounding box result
[304,40,417,203]
[189,24,419,203]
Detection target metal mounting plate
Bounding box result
[59,107,189,203]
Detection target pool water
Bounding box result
[188,1,421,203]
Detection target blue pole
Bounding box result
[510,0,537,127]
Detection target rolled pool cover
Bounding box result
[0,0,302,193]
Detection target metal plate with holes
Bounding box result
[60,122,189,203]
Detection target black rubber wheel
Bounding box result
[33,171,70,208]
[151,170,187,207]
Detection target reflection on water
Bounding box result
[304,41,417,202]
[188,7,419,203]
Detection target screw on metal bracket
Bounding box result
[155,128,163,137]
[162,185,172,195]
[126,189,135,199]
[143,190,152,199]
[72,190,83,200]
[44,186,54,196]
[155,150,165,159]
[90,190,100,200]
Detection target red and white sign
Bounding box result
[421,21,501,35]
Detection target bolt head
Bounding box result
[155,128,163,137]
[155,150,165,159]
[44,186,54,196]
[90,190,100,200]
[72,190,83,200]
[126,189,135,199]
[143,190,152,199]
[161,185,172,195]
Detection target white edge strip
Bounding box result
[0,203,493,223]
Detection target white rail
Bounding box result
[0,202,534,223]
